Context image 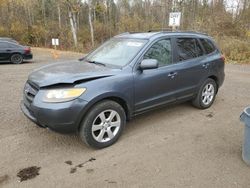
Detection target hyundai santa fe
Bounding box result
[21,31,225,148]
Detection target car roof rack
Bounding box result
[148,28,173,32]
[180,30,208,35]
[147,28,208,35]
[115,31,142,36]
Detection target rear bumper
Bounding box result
[23,53,33,60]
[20,98,88,134]
[218,67,225,88]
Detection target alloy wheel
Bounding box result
[91,110,121,143]
[201,83,215,105]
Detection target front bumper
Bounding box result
[20,98,88,134]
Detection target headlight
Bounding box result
[43,88,86,103]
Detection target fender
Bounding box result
[75,92,133,130]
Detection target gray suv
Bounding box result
[21,31,225,148]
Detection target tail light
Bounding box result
[24,47,31,54]
[221,54,225,63]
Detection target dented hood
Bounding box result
[28,61,118,87]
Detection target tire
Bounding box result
[10,53,23,64]
[79,100,126,149]
[192,78,217,109]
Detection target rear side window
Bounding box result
[7,43,19,48]
[0,42,8,48]
[144,39,172,67]
[200,38,216,54]
[176,38,203,61]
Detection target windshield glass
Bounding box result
[85,38,147,67]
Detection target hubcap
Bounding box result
[12,54,22,63]
[202,83,215,105]
[91,110,121,143]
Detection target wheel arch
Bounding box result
[208,75,219,93]
[76,94,132,131]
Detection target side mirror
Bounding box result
[140,59,159,70]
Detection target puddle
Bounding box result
[17,166,41,182]
[70,168,77,174]
[65,161,73,165]
[86,169,94,173]
[68,157,96,174]
[206,112,214,118]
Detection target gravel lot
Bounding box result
[0,48,250,188]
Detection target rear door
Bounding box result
[170,37,210,99]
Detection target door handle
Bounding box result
[202,63,209,69]
[6,49,11,52]
[168,72,177,79]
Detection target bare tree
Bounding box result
[88,0,94,47]
[65,0,80,47]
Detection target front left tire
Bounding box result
[79,100,126,149]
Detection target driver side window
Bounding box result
[143,39,172,67]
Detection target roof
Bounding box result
[115,31,209,40]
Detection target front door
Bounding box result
[134,38,179,113]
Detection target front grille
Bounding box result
[23,81,39,104]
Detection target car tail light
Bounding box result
[24,47,31,54]
[221,54,225,63]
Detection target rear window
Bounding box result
[200,38,216,54]
[176,38,203,61]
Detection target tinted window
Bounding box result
[176,38,203,61]
[7,43,19,48]
[0,42,8,48]
[200,38,216,54]
[144,39,172,67]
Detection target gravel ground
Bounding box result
[0,48,250,188]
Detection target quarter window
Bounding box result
[176,38,203,61]
[143,39,172,67]
[200,38,216,54]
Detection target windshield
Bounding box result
[85,38,147,67]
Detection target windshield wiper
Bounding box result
[86,60,106,66]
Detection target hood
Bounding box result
[28,61,118,87]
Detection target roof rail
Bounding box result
[115,32,130,37]
[181,30,208,35]
[147,28,208,34]
[148,28,173,32]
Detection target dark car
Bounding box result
[0,41,33,64]
[21,31,225,148]
[0,37,18,44]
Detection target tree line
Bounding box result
[0,0,249,62]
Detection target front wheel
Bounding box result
[192,78,217,109]
[79,100,126,149]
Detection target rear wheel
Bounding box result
[10,54,23,64]
[79,100,126,149]
[192,78,217,109]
